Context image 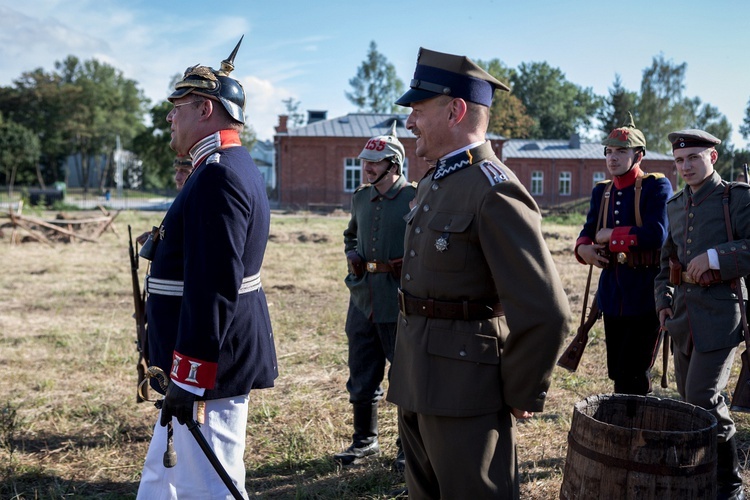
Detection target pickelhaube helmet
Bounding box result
[168,36,246,124]
[601,111,647,154]
[358,120,405,168]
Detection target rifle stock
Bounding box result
[557,294,600,372]
[128,225,149,403]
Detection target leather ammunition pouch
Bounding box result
[347,252,364,278]
[138,226,160,261]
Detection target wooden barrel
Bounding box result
[560,394,717,499]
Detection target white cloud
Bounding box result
[243,75,295,141]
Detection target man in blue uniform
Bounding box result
[575,113,672,394]
[656,129,750,500]
[137,37,277,498]
[337,121,415,468]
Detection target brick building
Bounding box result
[274,112,505,210]
[501,135,678,207]
[274,112,678,210]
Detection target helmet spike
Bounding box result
[219,35,244,76]
[388,119,398,137]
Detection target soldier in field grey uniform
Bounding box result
[337,121,416,469]
[386,47,570,499]
[655,129,750,500]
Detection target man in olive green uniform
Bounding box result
[386,47,570,499]
[337,121,416,468]
[655,129,750,500]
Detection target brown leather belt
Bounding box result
[398,289,504,321]
[366,261,393,273]
[605,249,661,269]
[680,270,723,286]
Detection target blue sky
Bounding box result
[1,0,748,148]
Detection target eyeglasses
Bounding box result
[171,99,204,111]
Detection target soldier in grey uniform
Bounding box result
[337,121,416,468]
[386,47,570,499]
[655,129,750,500]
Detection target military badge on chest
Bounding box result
[435,232,450,252]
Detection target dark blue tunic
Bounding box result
[146,145,277,399]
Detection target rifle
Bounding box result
[557,265,601,372]
[128,225,150,403]
[731,163,750,411]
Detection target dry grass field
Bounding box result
[1,209,748,499]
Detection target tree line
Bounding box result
[347,42,750,180]
[2,44,750,194]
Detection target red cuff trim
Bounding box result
[609,227,637,252]
[170,351,217,389]
[574,237,593,264]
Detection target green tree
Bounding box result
[55,56,147,193]
[636,54,693,154]
[597,74,638,136]
[0,113,41,193]
[346,41,405,113]
[510,61,602,139]
[130,101,173,189]
[0,69,71,185]
[686,98,734,177]
[476,59,534,139]
[740,97,750,143]
[282,97,305,128]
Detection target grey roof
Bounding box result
[502,138,674,161]
[280,112,505,140]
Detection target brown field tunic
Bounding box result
[387,141,570,416]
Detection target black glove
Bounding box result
[160,381,197,426]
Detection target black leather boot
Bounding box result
[393,436,405,473]
[717,436,746,500]
[334,403,379,465]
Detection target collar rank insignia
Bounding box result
[433,149,475,180]
[479,160,509,186]
[207,152,221,164]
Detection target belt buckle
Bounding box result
[367,262,377,273]
[616,252,627,265]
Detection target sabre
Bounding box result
[140,367,241,499]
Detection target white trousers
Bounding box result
[137,395,249,500]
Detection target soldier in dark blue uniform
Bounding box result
[137,37,277,498]
[336,121,415,468]
[575,113,672,394]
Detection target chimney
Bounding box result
[275,115,288,134]
[307,110,327,124]
[568,133,580,149]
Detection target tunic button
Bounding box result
[615,220,620,224]
[731,246,737,251]
[538,391,547,399]
[689,213,695,218]
[614,210,620,215]
[376,206,382,211]
[617,191,622,196]
[423,204,430,212]
[687,239,692,244]
[687,250,692,255]
[431,183,439,191]
[459,350,467,357]
[616,201,621,205]
[415,227,422,234]
[410,250,416,257]
[688,226,693,231]
[405,274,411,281]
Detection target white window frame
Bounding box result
[344,158,362,192]
[592,171,606,185]
[559,171,572,196]
[530,171,543,196]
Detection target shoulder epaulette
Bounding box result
[479,160,509,186]
[642,172,666,179]
[410,181,417,188]
[730,181,750,190]
[596,179,612,186]
[353,183,371,194]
